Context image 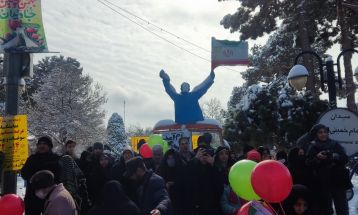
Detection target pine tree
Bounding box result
[106,113,127,153]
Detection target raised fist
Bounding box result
[160,69,170,81]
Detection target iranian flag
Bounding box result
[211,37,249,70]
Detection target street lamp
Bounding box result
[288,49,358,109]
[288,65,309,90]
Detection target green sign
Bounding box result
[0,0,48,53]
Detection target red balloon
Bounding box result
[139,143,152,158]
[251,160,292,203]
[0,194,25,215]
[237,200,274,215]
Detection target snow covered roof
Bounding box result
[197,119,222,128]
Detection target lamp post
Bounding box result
[288,49,358,109]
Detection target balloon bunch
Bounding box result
[139,135,169,158]
[229,160,292,215]
[0,194,25,215]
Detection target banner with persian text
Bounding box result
[0,115,28,171]
[0,0,48,53]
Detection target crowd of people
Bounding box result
[20,123,352,215]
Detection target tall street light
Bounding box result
[288,49,358,109]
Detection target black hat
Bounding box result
[37,136,53,149]
[30,170,55,190]
[93,142,104,150]
[124,157,146,177]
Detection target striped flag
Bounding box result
[211,37,249,70]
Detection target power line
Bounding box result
[97,0,241,73]
[103,0,210,53]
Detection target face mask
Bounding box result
[35,190,48,199]
[167,158,176,167]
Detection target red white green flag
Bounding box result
[211,37,249,70]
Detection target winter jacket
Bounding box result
[158,149,190,215]
[136,170,173,215]
[87,181,140,215]
[221,185,240,215]
[44,183,78,215]
[296,132,314,153]
[187,159,223,215]
[87,164,112,204]
[287,147,316,190]
[21,152,60,215]
[306,139,351,189]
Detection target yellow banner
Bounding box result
[0,0,48,52]
[131,136,149,152]
[0,115,28,171]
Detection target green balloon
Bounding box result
[148,135,163,148]
[229,159,260,201]
[162,140,169,153]
[148,135,169,153]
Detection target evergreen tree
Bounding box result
[106,113,127,153]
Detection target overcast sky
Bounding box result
[39,0,357,128]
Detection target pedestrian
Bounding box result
[257,146,271,160]
[214,146,231,185]
[21,136,61,215]
[125,157,173,215]
[59,155,90,215]
[283,184,312,215]
[87,153,112,204]
[63,140,80,164]
[306,124,351,215]
[87,180,140,215]
[158,149,189,215]
[111,146,137,200]
[287,147,315,188]
[187,147,222,215]
[296,132,314,153]
[30,170,77,215]
[178,137,194,164]
[152,144,164,173]
[275,150,288,166]
[112,146,135,182]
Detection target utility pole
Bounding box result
[1,53,23,194]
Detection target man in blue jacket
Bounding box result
[125,157,173,215]
[160,70,215,124]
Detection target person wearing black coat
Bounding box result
[158,149,189,215]
[87,153,112,204]
[111,147,137,200]
[188,147,223,215]
[306,124,351,215]
[125,157,173,215]
[21,136,61,215]
[87,180,140,215]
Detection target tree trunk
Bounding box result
[297,0,318,97]
[337,0,357,112]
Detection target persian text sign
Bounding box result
[0,115,28,171]
[211,37,249,70]
[0,0,48,53]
